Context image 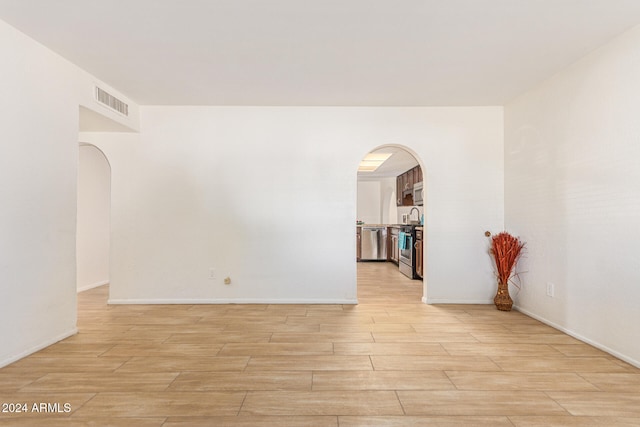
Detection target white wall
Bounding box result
[0,19,138,367]
[81,106,504,305]
[357,177,399,225]
[77,145,111,291]
[505,24,640,366]
[398,205,424,224]
[357,181,381,224]
[380,177,398,224]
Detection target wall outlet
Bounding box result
[546,282,555,297]
[208,268,216,280]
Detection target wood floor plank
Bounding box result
[304,305,350,314]
[372,332,479,343]
[578,373,640,392]
[163,332,273,344]
[32,343,116,358]
[0,417,166,427]
[0,373,43,392]
[319,323,416,333]
[338,416,514,426]
[218,342,333,356]
[333,342,447,356]
[312,370,455,391]
[285,316,375,326]
[240,391,404,416]
[114,356,249,372]
[396,390,568,416]
[71,391,246,417]
[371,316,464,325]
[100,343,223,357]
[222,323,320,333]
[609,359,640,372]
[198,315,289,326]
[551,344,616,358]
[220,305,269,314]
[455,313,541,325]
[471,333,583,345]
[168,371,312,391]
[105,315,203,325]
[545,392,640,417]
[371,355,502,371]
[58,332,166,345]
[127,324,225,333]
[491,356,631,373]
[508,416,640,427]
[266,304,311,314]
[411,323,511,334]
[441,343,563,357]
[1,357,129,374]
[501,323,564,334]
[270,332,375,343]
[20,372,178,392]
[445,371,599,391]
[162,416,338,427]
[245,356,373,371]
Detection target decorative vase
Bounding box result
[494,281,513,311]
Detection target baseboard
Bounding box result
[77,280,109,293]
[425,298,494,304]
[108,298,359,305]
[514,304,640,369]
[0,328,78,368]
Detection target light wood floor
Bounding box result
[1,262,639,426]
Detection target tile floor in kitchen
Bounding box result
[1,262,639,426]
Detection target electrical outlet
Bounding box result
[546,282,554,297]
[208,268,216,280]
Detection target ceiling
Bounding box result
[2,0,640,106]
[358,147,419,179]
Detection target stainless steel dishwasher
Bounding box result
[360,226,387,261]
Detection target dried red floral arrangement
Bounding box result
[490,232,525,311]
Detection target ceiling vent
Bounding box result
[95,86,129,117]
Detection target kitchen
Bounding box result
[356,147,424,281]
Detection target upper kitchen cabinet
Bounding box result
[396,165,423,206]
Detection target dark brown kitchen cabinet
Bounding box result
[407,168,414,189]
[396,178,403,206]
[398,171,411,206]
[388,226,399,265]
[396,165,423,206]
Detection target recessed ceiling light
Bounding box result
[358,152,392,172]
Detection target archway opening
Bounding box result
[76,143,111,293]
[356,145,425,304]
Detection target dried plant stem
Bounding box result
[490,232,525,311]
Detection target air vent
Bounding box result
[95,86,129,117]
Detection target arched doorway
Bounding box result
[76,143,111,292]
[356,145,426,303]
